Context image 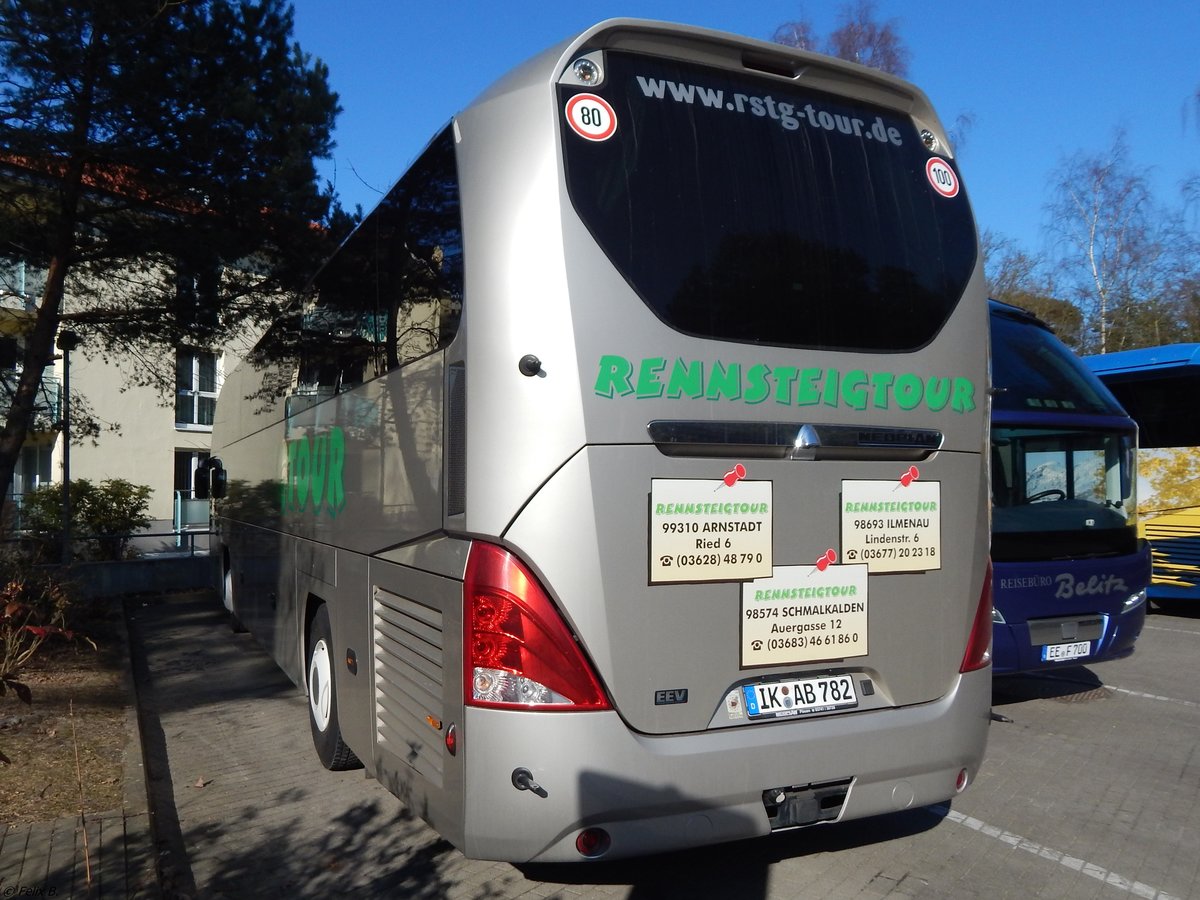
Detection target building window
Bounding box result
[1,256,44,305]
[176,349,219,429]
[175,256,220,333]
[0,335,18,370]
[174,449,210,497]
[13,442,52,495]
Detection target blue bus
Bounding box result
[1085,343,1200,602]
[989,301,1150,674]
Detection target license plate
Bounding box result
[1042,641,1091,662]
[742,675,857,720]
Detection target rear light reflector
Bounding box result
[464,542,610,711]
[576,828,611,858]
[960,558,993,673]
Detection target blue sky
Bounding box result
[290,2,1199,257]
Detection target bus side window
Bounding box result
[382,128,463,369]
[299,125,464,395]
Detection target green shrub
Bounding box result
[21,478,153,561]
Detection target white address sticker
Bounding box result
[741,564,869,667]
[841,478,941,573]
[650,477,772,583]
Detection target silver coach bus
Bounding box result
[206,19,993,862]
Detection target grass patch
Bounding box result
[1,601,129,826]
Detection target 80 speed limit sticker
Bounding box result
[565,93,617,142]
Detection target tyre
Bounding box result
[221,561,248,633]
[306,604,361,771]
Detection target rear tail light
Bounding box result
[464,542,610,711]
[960,558,993,673]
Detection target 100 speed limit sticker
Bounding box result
[926,157,960,198]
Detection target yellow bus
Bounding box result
[1086,344,1200,602]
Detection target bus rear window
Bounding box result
[559,51,976,352]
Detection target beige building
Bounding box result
[65,344,224,525]
[0,155,286,537]
[1,260,248,531]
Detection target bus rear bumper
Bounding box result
[461,667,990,862]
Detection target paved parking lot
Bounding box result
[128,594,1199,899]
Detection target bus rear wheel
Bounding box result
[221,560,247,633]
[306,604,361,771]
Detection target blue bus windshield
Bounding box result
[990,306,1123,416]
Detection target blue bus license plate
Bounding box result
[742,675,857,719]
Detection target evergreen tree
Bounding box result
[0,0,349,518]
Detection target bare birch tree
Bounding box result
[826,0,910,77]
[772,1,909,77]
[982,230,1082,347]
[1044,130,1190,353]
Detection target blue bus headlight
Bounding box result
[1122,589,1147,614]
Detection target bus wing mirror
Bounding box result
[195,458,228,500]
[194,462,211,500]
[211,461,227,499]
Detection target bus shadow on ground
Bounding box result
[149,793,947,899]
[520,805,946,898]
[991,666,1108,707]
